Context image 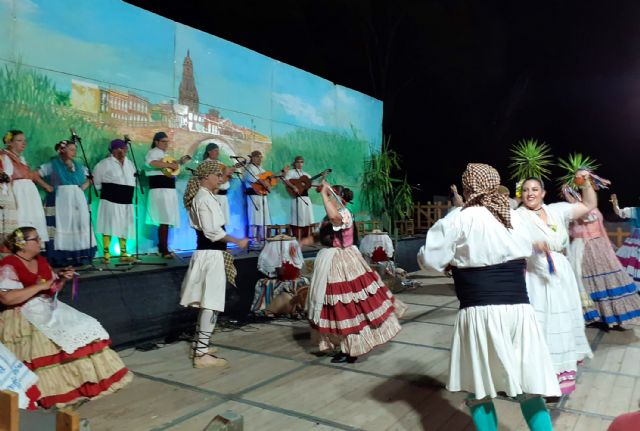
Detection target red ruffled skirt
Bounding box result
[309,246,405,356]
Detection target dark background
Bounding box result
[127,0,640,209]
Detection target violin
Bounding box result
[286,168,332,197]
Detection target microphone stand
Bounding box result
[117,136,166,267]
[243,162,266,249]
[69,130,102,273]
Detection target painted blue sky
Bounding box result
[0,0,382,145]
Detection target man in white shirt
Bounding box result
[243,150,271,245]
[93,139,137,263]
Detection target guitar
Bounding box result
[285,168,332,198]
[161,155,192,177]
[250,166,289,195]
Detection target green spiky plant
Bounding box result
[508,139,554,181]
[557,153,600,188]
[360,136,414,235]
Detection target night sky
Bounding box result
[127,0,640,211]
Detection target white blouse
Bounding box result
[92,156,136,189]
[243,163,265,188]
[144,147,165,177]
[419,206,534,272]
[188,188,226,243]
[516,203,573,253]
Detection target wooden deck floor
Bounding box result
[74,270,638,430]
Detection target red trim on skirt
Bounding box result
[38,367,129,409]
[25,339,113,370]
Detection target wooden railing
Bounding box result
[413,202,453,232]
[401,202,633,248]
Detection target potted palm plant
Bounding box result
[360,136,414,236]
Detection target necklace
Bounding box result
[15,253,34,262]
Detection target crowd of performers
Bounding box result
[419,160,640,430]
[0,129,328,267]
[2,126,640,430]
[0,127,405,407]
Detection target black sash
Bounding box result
[101,183,134,204]
[195,229,227,251]
[451,259,529,309]
[217,189,228,196]
[149,175,176,189]
[245,188,257,196]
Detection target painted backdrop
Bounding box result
[0,0,382,254]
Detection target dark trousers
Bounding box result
[158,224,169,255]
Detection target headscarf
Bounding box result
[462,163,512,229]
[109,139,127,151]
[183,160,224,208]
[202,143,219,160]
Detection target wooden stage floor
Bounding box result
[73,269,637,431]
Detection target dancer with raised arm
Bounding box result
[517,174,594,394]
[304,181,405,364]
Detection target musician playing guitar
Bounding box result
[284,156,319,239]
[145,131,181,258]
[203,143,238,225]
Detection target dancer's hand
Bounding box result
[236,238,249,249]
[610,193,618,206]
[533,241,550,254]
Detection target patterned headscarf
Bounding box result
[462,163,512,229]
[183,160,224,208]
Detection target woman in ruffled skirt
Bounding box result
[304,181,405,364]
[0,227,131,408]
[611,194,640,289]
[566,193,640,327]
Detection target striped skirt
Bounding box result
[309,246,404,357]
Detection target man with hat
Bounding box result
[283,155,314,239]
[145,131,181,258]
[93,139,137,263]
[243,150,271,245]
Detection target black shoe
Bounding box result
[330,352,348,363]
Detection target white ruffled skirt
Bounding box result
[448,303,561,399]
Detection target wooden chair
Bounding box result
[0,390,80,431]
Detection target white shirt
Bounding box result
[284,168,309,180]
[419,206,534,272]
[243,163,266,188]
[145,147,166,177]
[93,156,136,190]
[188,188,226,243]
